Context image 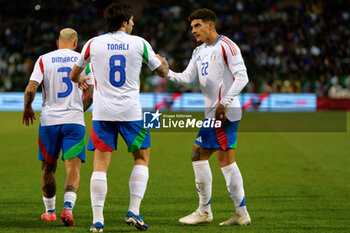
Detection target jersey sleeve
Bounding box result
[141,39,161,71]
[76,38,94,69]
[220,69,249,107]
[221,37,246,74]
[29,56,44,84]
[166,49,198,84]
[80,63,94,85]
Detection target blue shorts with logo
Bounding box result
[38,124,86,163]
[195,119,239,151]
[87,120,150,153]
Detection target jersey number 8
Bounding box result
[109,55,126,87]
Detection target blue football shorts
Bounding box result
[194,119,239,151]
[87,120,150,153]
[38,124,86,163]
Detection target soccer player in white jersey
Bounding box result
[69,3,168,232]
[22,28,94,227]
[161,8,251,226]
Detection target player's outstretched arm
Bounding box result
[83,85,94,112]
[164,56,197,84]
[70,65,84,83]
[23,80,39,126]
[154,54,169,77]
[70,65,90,90]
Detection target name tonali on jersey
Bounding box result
[30,49,93,126]
[76,31,161,122]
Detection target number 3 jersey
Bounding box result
[30,49,94,126]
[167,35,247,122]
[76,31,161,121]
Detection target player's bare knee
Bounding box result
[191,145,201,161]
[199,147,215,160]
[216,149,235,167]
[133,148,149,165]
[42,161,57,173]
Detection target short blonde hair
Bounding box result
[59,28,77,41]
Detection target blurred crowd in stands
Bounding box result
[0,0,349,98]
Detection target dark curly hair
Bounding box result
[104,2,133,32]
[188,8,216,23]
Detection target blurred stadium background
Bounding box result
[0,1,350,232]
[1,0,349,106]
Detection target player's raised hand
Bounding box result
[22,107,36,126]
[215,103,227,121]
[78,76,90,90]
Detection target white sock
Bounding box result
[128,165,149,215]
[192,160,212,214]
[63,191,77,214]
[90,172,107,224]
[221,162,248,215]
[128,195,142,215]
[43,195,56,214]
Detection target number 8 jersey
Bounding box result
[30,49,94,126]
[76,31,161,121]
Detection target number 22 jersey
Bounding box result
[167,35,247,122]
[30,49,94,126]
[76,31,161,122]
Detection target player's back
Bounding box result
[85,31,158,121]
[31,49,86,126]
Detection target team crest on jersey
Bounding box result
[210,51,217,61]
[197,56,201,61]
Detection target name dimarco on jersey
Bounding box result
[107,43,129,50]
[52,56,78,63]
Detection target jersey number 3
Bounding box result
[57,67,73,98]
[109,55,126,87]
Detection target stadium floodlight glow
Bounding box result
[35,4,41,11]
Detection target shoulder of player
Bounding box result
[38,50,58,63]
[97,33,146,47]
[192,43,206,56]
[130,35,152,46]
[218,36,241,56]
[42,49,79,59]
[86,35,102,45]
[40,50,57,59]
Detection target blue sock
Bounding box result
[47,208,55,214]
[64,202,73,214]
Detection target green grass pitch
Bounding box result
[0,111,349,232]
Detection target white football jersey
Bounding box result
[30,49,94,126]
[168,35,247,121]
[76,31,161,121]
